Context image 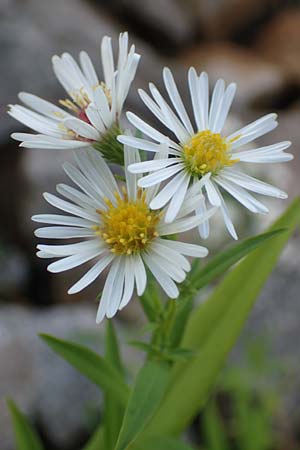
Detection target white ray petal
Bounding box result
[124,144,140,201]
[8,105,64,137]
[234,141,293,163]
[213,183,238,240]
[149,169,187,209]
[119,256,135,309]
[64,118,100,140]
[56,183,102,211]
[221,169,287,199]
[47,247,104,273]
[196,192,210,239]
[143,252,179,298]
[43,192,100,222]
[37,240,102,256]
[20,139,89,150]
[163,67,194,135]
[85,104,105,133]
[134,253,147,296]
[164,172,190,222]
[129,158,176,174]
[159,206,217,235]
[34,226,95,239]
[79,51,99,87]
[227,113,277,143]
[96,256,120,323]
[138,88,171,129]
[107,258,126,318]
[205,177,222,206]
[148,83,191,143]
[198,71,209,130]
[215,176,269,214]
[18,92,71,121]
[213,83,236,133]
[230,120,278,150]
[149,249,186,282]
[118,135,180,155]
[32,214,94,227]
[209,79,225,130]
[159,239,208,257]
[126,112,181,150]
[93,85,112,129]
[187,68,201,131]
[151,239,191,271]
[138,162,184,188]
[68,253,114,294]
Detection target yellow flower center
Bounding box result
[183,130,239,176]
[94,190,161,255]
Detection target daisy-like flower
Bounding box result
[32,146,215,322]
[9,32,140,162]
[118,68,293,239]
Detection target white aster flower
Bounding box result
[118,68,293,239]
[9,32,140,157]
[32,146,215,322]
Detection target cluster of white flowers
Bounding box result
[9,32,293,321]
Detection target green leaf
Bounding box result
[115,362,170,450]
[142,198,300,437]
[170,229,284,348]
[39,334,130,407]
[104,321,126,450]
[188,228,286,291]
[7,399,44,450]
[202,401,230,450]
[83,425,105,450]
[135,436,195,450]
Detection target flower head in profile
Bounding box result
[9,32,140,160]
[118,68,293,239]
[32,146,215,322]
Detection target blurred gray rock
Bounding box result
[183,0,280,39]
[1,0,164,141]
[0,304,103,450]
[0,303,143,450]
[95,0,196,51]
[0,0,166,305]
[180,42,287,110]
[256,8,300,84]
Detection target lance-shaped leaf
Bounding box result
[135,436,195,450]
[114,361,170,450]
[39,334,130,407]
[104,321,126,450]
[142,198,300,437]
[83,425,105,450]
[7,400,44,450]
[202,400,230,450]
[170,229,285,347]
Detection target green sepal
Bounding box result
[93,124,124,166]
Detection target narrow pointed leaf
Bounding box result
[142,198,300,437]
[104,321,126,450]
[135,436,195,450]
[170,229,285,348]
[39,334,130,407]
[203,401,230,450]
[83,426,105,450]
[115,362,170,450]
[188,228,286,291]
[7,400,44,450]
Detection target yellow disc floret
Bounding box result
[94,189,161,255]
[183,130,239,176]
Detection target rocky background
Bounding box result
[0,0,300,448]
